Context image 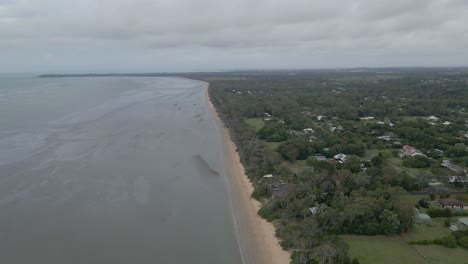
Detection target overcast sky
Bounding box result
[1,0,467,73]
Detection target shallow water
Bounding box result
[0,76,243,264]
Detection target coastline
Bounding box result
[204,84,291,264]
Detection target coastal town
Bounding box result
[204,68,468,264]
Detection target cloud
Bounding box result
[0,0,467,72]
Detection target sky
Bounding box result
[1,0,467,73]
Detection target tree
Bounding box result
[380,209,401,234]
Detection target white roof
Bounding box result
[263,174,273,178]
[460,218,468,226]
[417,213,431,220]
[333,154,347,160]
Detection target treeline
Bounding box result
[410,230,468,249]
[205,70,468,264]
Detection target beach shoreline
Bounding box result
[204,84,291,264]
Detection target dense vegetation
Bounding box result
[201,68,468,263]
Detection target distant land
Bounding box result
[37,67,468,79]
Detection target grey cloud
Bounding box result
[0,0,467,72]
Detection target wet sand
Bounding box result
[204,84,291,264]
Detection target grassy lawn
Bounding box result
[405,218,450,241]
[262,141,283,151]
[365,149,380,159]
[409,194,429,205]
[245,118,265,132]
[403,116,418,122]
[413,245,468,264]
[343,218,468,264]
[342,235,426,264]
[387,157,403,166]
[288,160,306,173]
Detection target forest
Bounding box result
[198,68,468,263]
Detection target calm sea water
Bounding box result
[0,76,243,264]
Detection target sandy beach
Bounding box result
[204,84,291,264]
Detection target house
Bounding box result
[460,218,468,228]
[309,207,320,215]
[377,135,393,141]
[415,213,432,224]
[303,128,314,133]
[333,153,347,163]
[441,160,467,175]
[263,174,273,178]
[448,176,467,183]
[428,179,442,186]
[451,218,468,231]
[311,155,327,161]
[438,198,468,210]
[443,121,451,125]
[317,115,324,121]
[402,145,417,155]
[401,145,424,157]
[427,115,439,121]
[360,116,375,121]
[413,207,432,224]
[287,130,305,137]
[377,121,385,125]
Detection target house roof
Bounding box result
[439,198,467,206]
[417,213,431,220]
[460,218,468,226]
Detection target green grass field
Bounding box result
[405,218,450,241]
[343,218,468,264]
[245,118,265,132]
[413,245,468,264]
[342,235,426,264]
[263,141,283,151]
[364,149,380,159]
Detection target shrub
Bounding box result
[434,236,457,248]
[402,156,431,168]
[427,208,452,218]
[418,199,430,208]
[453,230,468,249]
[444,218,451,227]
[439,193,450,199]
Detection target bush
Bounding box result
[434,236,457,248]
[453,230,468,249]
[429,193,436,201]
[402,155,431,168]
[427,208,452,218]
[409,240,433,245]
[410,236,457,248]
[444,218,451,227]
[440,193,450,199]
[418,199,430,208]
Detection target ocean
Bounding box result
[0,75,243,263]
